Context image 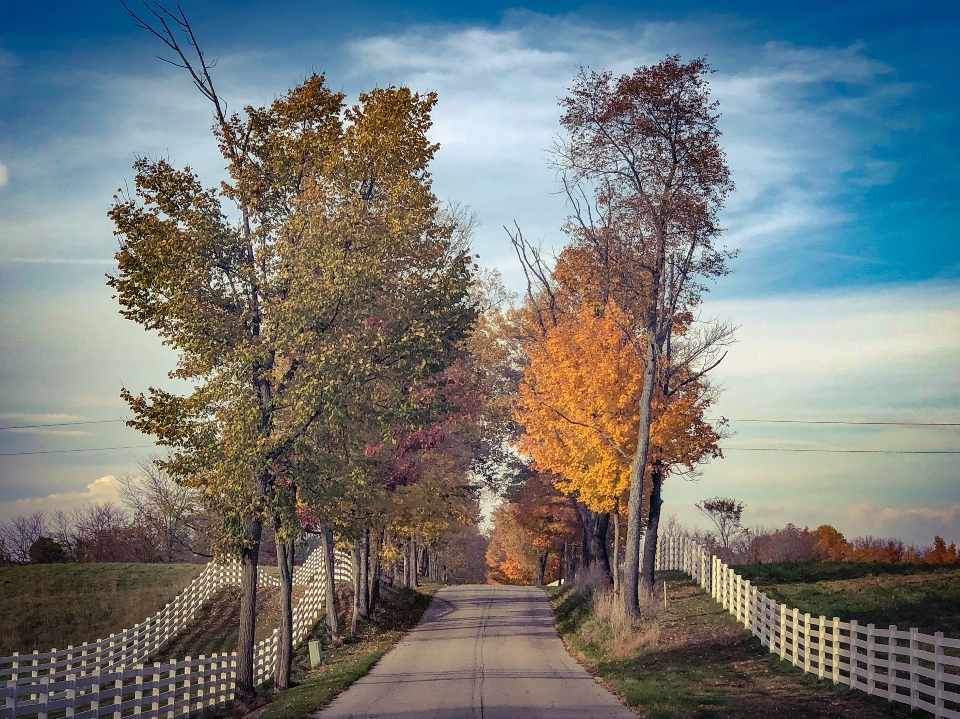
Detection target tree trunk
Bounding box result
[402,538,411,588]
[320,518,339,641]
[234,516,262,703]
[358,529,370,619]
[351,537,361,636]
[568,497,591,577]
[273,530,293,691]
[622,330,657,620]
[611,503,621,596]
[535,550,548,586]
[640,462,665,593]
[410,538,416,587]
[560,540,567,585]
[369,530,382,612]
[593,511,611,580]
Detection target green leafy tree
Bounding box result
[110,8,475,693]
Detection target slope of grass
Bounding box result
[255,581,438,719]
[0,563,205,655]
[735,563,960,636]
[151,585,307,661]
[549,573,917,719]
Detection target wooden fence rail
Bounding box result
[655,532,960,719]
[1,549,353,719]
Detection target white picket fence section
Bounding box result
[655,532,960,719]
[1,549,354,719]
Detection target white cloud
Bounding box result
[0,162,8,189]
[713,282,960,377]
[341,14,907,281]
[0,475,124,522]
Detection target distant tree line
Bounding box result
[693,496,960,565]
[0,460,212,565]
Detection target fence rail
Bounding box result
[656,532,960,719]
[1,549,353,719]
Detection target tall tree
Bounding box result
[554,57,734,617]
[112,6,474,694]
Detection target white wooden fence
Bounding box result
[655,532,960,719]
[1,549,354,719]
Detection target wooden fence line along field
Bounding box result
[1,549,353,719]
[655,533,960,719]
[0,547,345,680]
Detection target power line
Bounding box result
[0,445,153,457]
[725,447,960,454]
[717,419,960,427]
[0,419,129,430]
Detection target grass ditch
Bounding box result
[549,572,920,719]
[733,563,960,636]
[254,581,438,719]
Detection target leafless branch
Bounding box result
[505,222,557,333]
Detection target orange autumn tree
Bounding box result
[486,471,577,585]
[513,297,723,591]
[516,303,639,512]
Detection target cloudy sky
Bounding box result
[1,0,958,545]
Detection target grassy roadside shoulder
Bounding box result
[548,573,917,719]
[255,582,439,719]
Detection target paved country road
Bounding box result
[314,584,637,719]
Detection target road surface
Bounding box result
[314,584,637,719]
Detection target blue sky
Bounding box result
[1,0,958,544]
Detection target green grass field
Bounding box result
[0,562,205,656]
[549,574,915,719]
[735,562,960,636]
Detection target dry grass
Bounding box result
[575,587,664,657]
[550,572,916,718]
[0,563,205,655]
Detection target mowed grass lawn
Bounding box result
[734,562,960,637]
[0,563,204,655]
[550,573,916,719]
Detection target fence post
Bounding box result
[791,607,801,666]
[90,669,101,719]
[197,655,206,710]
[150,663,160,719]
[881,625,896,703]
[182,657,192,717]
[909,628,919,711]
[41,676,52,719]
[816,616,826,680]
[113,676,123,719]
[134,665,143,718]
[850,620,861,688]
[934,631,944,716]
[5,679,17,719]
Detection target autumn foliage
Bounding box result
[486,472,577,585]
[737,524,960,565]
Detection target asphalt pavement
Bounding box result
[313,584,638,719]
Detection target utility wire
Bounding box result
[715,419,960,427]
[0,445,153,457]
[0,419,129,430]
[725,447,960,454]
